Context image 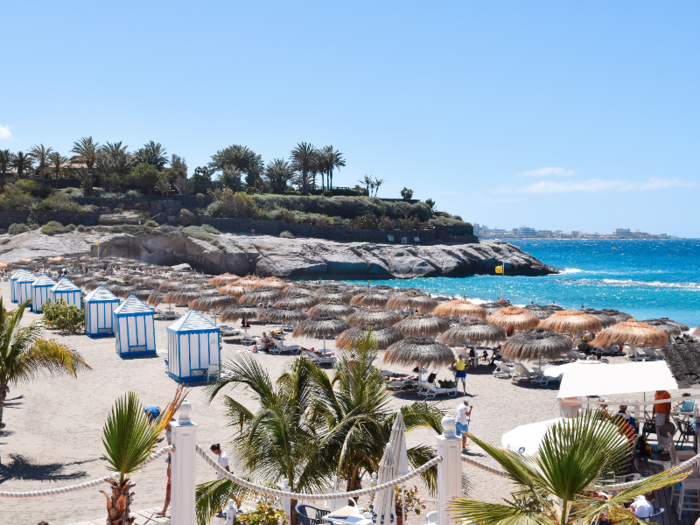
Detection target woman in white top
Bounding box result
[210,443,230,479]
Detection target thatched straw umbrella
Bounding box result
[336,324,404,350]
[220,305,264,331]
[582,309,617,328]
[307,301,355,318]
[487,306,540,335]
[502,327,574,363]
[312,289,354,304]
[386,291,439,314]
[235,276,261,289]
[240,288,284,305]
[642,318,690,337]
[147,291,166,308]
[600,309,633,323]
[210,273,240,286]
[346,308,402,327]
[394,315,451,337]
[189,294,239,312]
[383,336,454,369]
[217,284,246,297]
[275,295,320,309]
[255,277,288,290]
[659,341,700,386]
[48,256,64,263]
[439,318,507,346]
[433,300,487,320]
[165,289,215,307]
[350,292,390,307]
[82,279,104,292]
[524,304,563,320]
[539,310,603,337]
[591,319,668,348]
[482,301,512,315]
[132,288,155,302]
[112,284,136,299]
[285,287,313,298]
[260,306,309,325]
[293,315,352,351]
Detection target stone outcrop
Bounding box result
[0,231,559,278]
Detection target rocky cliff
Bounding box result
[0,231,559,278]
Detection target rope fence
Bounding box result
[196,445,441,500]
[460,454,509,478]
[0,445,173,499]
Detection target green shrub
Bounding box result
[125,189,141,199]
[208,188,260,219]
[77,224,86,232]
[179,209,196,226]
[35,193,91,212]
[12,179,54,199]
[0,184,35,212]
[348,212,379,230]
[8,223,29,235]
[195,193,206,207]
[200,224,220,234]
[0,238,10,245]
[145,220,159,227]
[182,226,226,251]
[379,217,395,230]
[63,187,82,196]
[41,221,71,235]
[42,300,84,333]
[322,188,333,197]
[400,187,414,201]
[280,230,295,239]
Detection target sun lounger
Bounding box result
[417,381,458,399]
[387,380,416,391]
[493,362,512,379]
[303,350,335,366]
[512,362,549,386]
[270,343,301,355]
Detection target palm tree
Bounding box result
[10,151,32,177]
[48,151,68,181]
[204,356,329,525]
[155,175,171,196]
[358,175,373,196]
[71,137,100,180]
[321,146,345,190]
[290,142,318,195]
[0,149,13,175]
[101,387,187,524]
[372,177,385,197]
[264,158,295,194]
[28,144,54,179]
[98,142,134,176]
[451,413,686,525]
[135,141,168,170]
[0,298,90,462]
[308,332,444,492]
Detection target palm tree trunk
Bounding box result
[329,169,333,190]
[0,383,7,464]
[101,477,136,525]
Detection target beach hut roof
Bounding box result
[84,285,119,302]
[11,269,29,280]
[32,274,56,287]
[114,294,152,315]
[168,309,218,332]
[18,272,37,283]
[52,277,80,292]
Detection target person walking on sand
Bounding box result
[455,400,473,452]
[451,353,469,394]
[211,444,230,517]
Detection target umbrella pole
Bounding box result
[402,485,405,525]
[323,334,327,351]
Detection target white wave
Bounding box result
[559,268,584,274]
[597,279,700,290]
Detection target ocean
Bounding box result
[344,239,700,328]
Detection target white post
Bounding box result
[171,400,197,525]
[436,416,462,525]
[224,498,236,525]
[280,477,292,525]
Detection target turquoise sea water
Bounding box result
[344,239,700,328]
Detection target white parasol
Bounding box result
[389,412,409,525]
[372,443,396,525]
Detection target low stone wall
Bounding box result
[0,211,102,229]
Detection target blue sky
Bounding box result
[2,1,699,236]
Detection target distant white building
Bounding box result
[473,223,481,235]
[613,228,631,236]
[517,225,537,236]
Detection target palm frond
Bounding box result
[451,498,553,525]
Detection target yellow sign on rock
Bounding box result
[495,265,503,274]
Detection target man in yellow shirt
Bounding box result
[451,353,469,395]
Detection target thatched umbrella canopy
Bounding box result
[346,308,402,327]
[147,291,166,307]
[285,287,313,298]
[439,318,507,346]
[235,276,261,289]
[220,305,264,324]
[394,315,451,337]
[642,318,690,336]
[386,291,439,314]
[502,327,575,362]
[307,301,355,318]
[312,289,354,304]
[383,336,454,369]
[190,294,239,312]
[433,300,487,320]
[82,279,105,292]
[112,284,136,299]
[336,324,405,350]
[487,306,540,334]
[275,295,320,309]
[600,309,633,323]
[482,301,512,315]
[591,319,669,348]
[260,306,309,324]
[582,309,617,328]
[210,273,240,286]
[539,310,603,337]
[293,315,352,349]
[240,288,284,305]
[524,304,563,320]
[165,289,216,307]
[661,341,700,386]
[132,288,156,302]
[350,292,390,307]
[255,277,288,290]
[218,284,246,297]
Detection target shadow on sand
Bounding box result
[0,455,100,484]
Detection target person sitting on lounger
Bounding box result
[261,332,272,350]
[250,344,259,353]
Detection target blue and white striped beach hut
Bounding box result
[18,273,37,307]
[10,270,29,303]
[113,294,156,358]
[31,275,57,313]
[84,286,120,338]
[50,277,82,308]
[166,310,221,383]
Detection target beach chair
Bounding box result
[296,505,330,525]
[417,381,458,399]
[426,511,438,524]
[511,362,546,385]
[206,365,221,382]
[493,362,512,379]
[270,343,301,355]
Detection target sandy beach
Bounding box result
[0,278,686,525]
